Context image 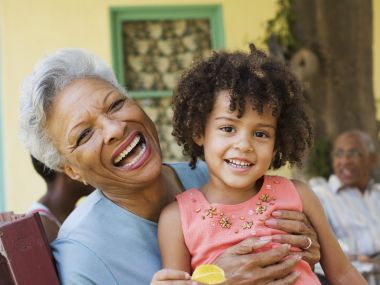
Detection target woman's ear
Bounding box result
[62,165,83,182]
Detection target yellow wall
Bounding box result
[1,0,379,212]
[0,0,277,212]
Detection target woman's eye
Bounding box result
[76,128,92,146]
[108,99,125,112]
[220,126,234,133]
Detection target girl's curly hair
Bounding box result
[172,44,313,169]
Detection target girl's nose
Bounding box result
[234,137,254,153]
[102,117,127,144]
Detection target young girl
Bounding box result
[152,45,366,285]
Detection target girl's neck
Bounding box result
[201,176,264,205]
[104,165,184,222]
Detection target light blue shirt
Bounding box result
[310,175,380,256]
[52,162,208,285]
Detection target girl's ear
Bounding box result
[270,148,279,168]
[272,148,277,161]
[193,135,204,147]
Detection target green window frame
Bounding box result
[110,4,225,99]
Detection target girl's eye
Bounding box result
[220,126,235,133]
[76,128,92,146]
[254,131,269,138]
[108,99,125,112]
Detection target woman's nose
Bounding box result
[102,117,127,144]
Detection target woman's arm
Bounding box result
[264,209,320,266]
[293,179,367,285]
[214,239,302,285]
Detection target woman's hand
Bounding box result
[214,238,301,285]
[265,210,321,266]
[151,269,196,285]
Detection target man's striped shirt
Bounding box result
[310,175,380,256]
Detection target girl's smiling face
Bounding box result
[46,77,162,192]
[195,90,277,197]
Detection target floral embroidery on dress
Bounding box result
[193,178,278,232]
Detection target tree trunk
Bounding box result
[289,0,379,178]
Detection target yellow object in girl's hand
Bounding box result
[191,264,226,284]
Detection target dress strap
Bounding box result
[30,208,61,227]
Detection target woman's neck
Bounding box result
[104,165,184,222]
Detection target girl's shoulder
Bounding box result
[289,178,325,217]
[264,175,299,191]
[265,175,312,196]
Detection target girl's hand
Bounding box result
[214,238,301,285]
[151,269,198,285]
[265,210,321,266]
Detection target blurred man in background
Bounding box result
[310,129,380,283]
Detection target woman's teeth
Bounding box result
[114,136,141,164]
[226,159,252,168]
[125,143,146,167]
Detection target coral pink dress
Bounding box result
[176,175,320,285]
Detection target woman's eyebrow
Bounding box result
[68,90,116,134]
[102,90,116,105]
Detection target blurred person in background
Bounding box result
[28,155,94,242]
[310,129,380,283]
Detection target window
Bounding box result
[110,5,224,161]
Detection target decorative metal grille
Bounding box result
[123,19,212,161]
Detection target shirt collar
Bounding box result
[328,175,343,193]
[328,174,375,193]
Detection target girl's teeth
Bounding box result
[227,159,251,168]
[114,136,141,164]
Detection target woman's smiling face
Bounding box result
[46,77,162,192]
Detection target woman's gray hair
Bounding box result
[19,48,128,170]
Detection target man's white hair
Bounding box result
[339,129,376,154]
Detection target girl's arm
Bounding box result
[158,201,306,284]
[158,201,191,273]
[293,179,367,285]
[151,201,192,284]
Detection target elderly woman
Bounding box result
[20,49,320,285]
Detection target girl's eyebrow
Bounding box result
[214,116,276,129]
[214,116,238,121]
